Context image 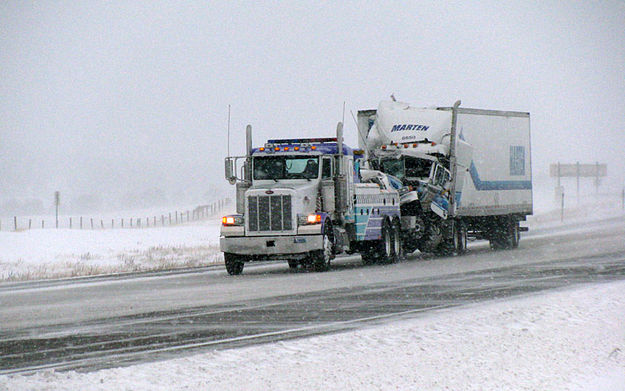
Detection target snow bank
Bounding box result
[2,281,623,390]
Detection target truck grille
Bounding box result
[248,195,292,232]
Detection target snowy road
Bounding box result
[1,216,624,375]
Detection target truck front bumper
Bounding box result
[220,235,323,259]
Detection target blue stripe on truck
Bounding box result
[470,162,532,191]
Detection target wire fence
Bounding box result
[1,198,231,232]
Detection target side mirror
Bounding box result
[225,158,237,185]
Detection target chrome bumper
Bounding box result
[220,235,323,256]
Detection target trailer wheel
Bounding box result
[224,253,245,275]
[489,218,519,250]
[510,220,520,248]
[456,223,468,254]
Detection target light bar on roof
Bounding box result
[267,138,337,144]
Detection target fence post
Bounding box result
[169,213,172,225]
[121,218,124,228]
[560,191,565,222]
[80,216,83,229]
[101,220,104,229]
[14,216,17,231]
[112,219,114,229]
[29,219,32,230]
[70,217,72,229]
[42,220,45,229]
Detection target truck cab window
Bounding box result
[381,159,404,179]
[432,164,446,187]
[322,157,332,179]
[405,158,432,178]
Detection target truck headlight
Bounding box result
[298,213,322,225]
[222,215,244,226]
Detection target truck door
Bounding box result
[321,156,335,212]
[429,164,451,218]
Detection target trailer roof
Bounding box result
[436,107,530,118]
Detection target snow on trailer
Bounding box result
[220,123,400,275]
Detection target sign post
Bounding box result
[55,191,60,229]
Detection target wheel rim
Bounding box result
[393,225,401,257]
[322,234,332,264]
[384,227,392,257]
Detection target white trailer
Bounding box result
[444,107,532,217]
[358,100,532,254]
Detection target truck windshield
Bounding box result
[380,157,432,180]
[381,159,404,179]
[253,156,319,180]
[405,157,433,178]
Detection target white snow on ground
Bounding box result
[2,281,623,391]
[0,220,222,280]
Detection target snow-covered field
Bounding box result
[0,220,223,281]
[2,281,623,390]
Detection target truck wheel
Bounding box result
[436,221,459,256]
[389,220,402,263]
[380,221,397,264]
[418,224,443,254]
[311,224,333,272]
[224,253,245,275]
[361,221,395,265]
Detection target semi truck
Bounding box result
[220,123,401,275]
[357,99,533,255]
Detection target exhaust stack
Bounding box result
[246,125,253,158]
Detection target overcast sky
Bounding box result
[1,1,624,210]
